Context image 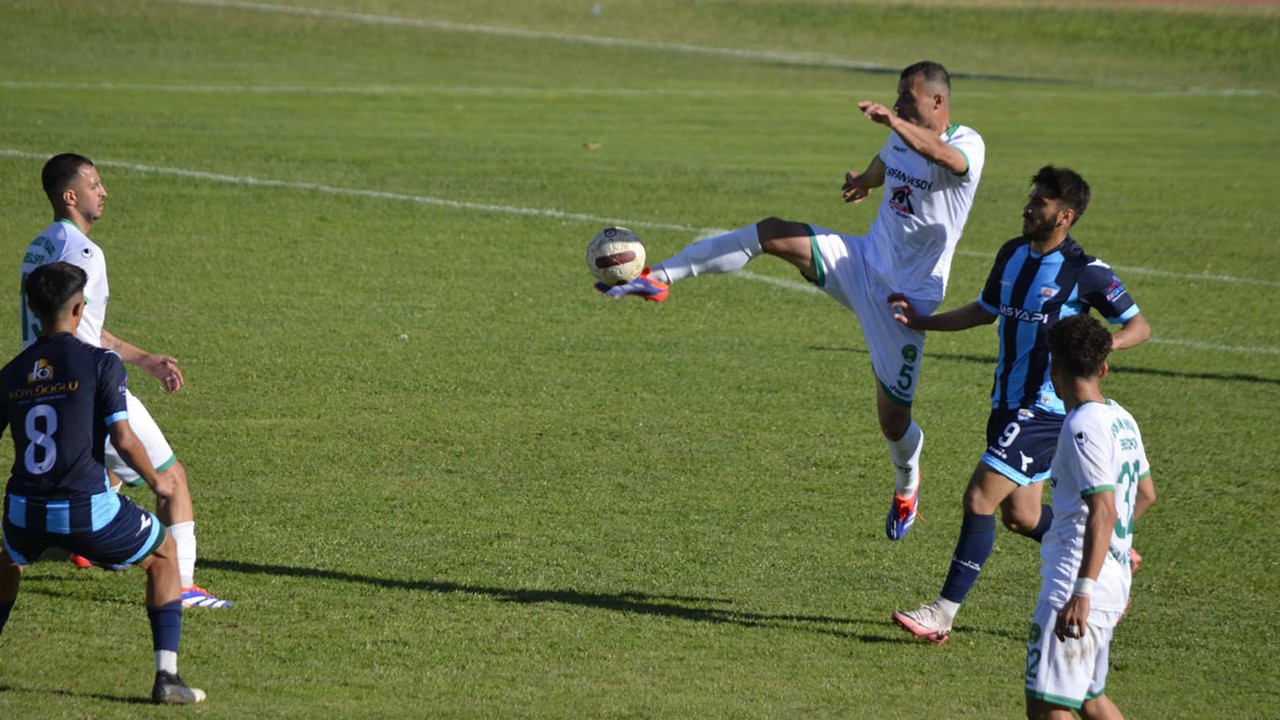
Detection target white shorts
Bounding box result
[103,389,176,486]
[1024,601,1122,710]
[808,227,940,405]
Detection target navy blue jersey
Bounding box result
[1,333,128,500]
[978,236,1139,414]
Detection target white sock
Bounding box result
[651,225,761,284]
[886,421,924,496]
[169,521,197,588]
[156,649,178,674]
[935,597,960,620]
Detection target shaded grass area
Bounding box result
[0,0,1277,718]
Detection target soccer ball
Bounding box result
[586,226,646,286]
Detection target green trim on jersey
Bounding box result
[1085,687,1106,701]
[1081,484,1115,497]
[1025,689,1084,710]
[942,125,969,176]
[804,225,826,287]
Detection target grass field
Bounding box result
[1,0,1278,717]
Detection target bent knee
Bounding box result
[1001,513,1037,534]
[962,484,1002,516]
[757,216,810,243]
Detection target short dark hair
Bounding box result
[24,262,87,321]
[1048,313,1112,379]
[1031,165,1091,225]
[901,61,951,94]
[42,153,95,204]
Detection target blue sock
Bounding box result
[940,513,997,605]
[147,599,183,653]
[0,598,14,635]
[1024,504,1054,543]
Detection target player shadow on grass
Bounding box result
[200,558,906,643]
[808,346,1280,386]
[0,683,153,705]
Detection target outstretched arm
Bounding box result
[842,154,886,204]
[888,297,997,332]
[858,101,968,175]
[100,328,184,393]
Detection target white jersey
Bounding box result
[1040,399,1151,617]
[20,219,109,349]
[864,124,984,303]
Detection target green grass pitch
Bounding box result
[0,0,1277,717]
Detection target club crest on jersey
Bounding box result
[888,184,916,216]
[1039,283,1060,301]
[28,359,53,383]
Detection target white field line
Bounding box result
[156,0,898,72]
[1,148,1275,357]
[0,80,854,98]
[735,271,1280,357]
[952,250,1280,289]
[1144,338,1280,357]
[0,149,698,233]
[149,0,1275,98]
[0,80,1197,101]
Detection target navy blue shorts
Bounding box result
[979,407,1064,486]
[3,492,165,567]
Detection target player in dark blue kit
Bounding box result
[887,166,1151,644]
[0,262,206,704]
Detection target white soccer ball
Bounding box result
[586,226,646,286]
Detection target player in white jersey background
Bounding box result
[1023,313,1156,719]
[600,61,985,541]
[19,153,231,609]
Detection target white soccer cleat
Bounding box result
[892,602,952,646]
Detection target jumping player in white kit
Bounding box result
[1024,313,1156,720]
[599,61,984,540]
[19,153,230,609]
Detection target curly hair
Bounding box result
[1048,313,1112,378]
